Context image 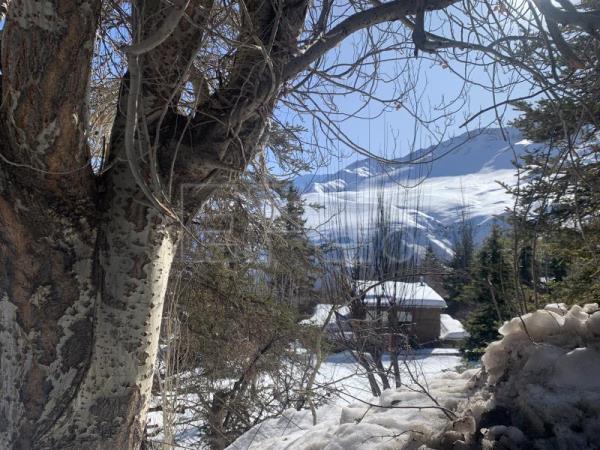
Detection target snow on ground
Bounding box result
[314,349,463,407]
[228,368,477,450]
[147,392,203,445]
[230,304,600,450]
[151,303,600,449]
[228,349,467,449]
[147,348,464,449]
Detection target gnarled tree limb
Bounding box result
[283,0,459,79]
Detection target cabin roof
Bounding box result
[357,280,447,308]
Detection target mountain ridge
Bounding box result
[296,127,544,261]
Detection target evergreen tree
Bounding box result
[462,224,515,356]
[509,18,600,304]
[420,245,447,297]
[283,184,307,233]
[518,245,534,287]
[444,207,475,317]
[271,182,320,312]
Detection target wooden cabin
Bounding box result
[357,280,449,345]
[302,281,469,349]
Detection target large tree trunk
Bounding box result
[0,181,98,449]
[0,2,182,443]
[0,115,178,450]
[0,0,309,447]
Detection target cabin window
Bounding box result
[365,310,413,323]
[366,310,387,322]
[398,311,413,322]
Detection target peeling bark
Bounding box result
[0,119,179,449]
[0,182,98,448]
[1,0,100,199]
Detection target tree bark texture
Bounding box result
[0,0,309,448]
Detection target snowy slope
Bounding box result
[297,128,544,260]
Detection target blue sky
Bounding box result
[278,63,534,177]
[274,11,539,177]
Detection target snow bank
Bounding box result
[480,304,600,448]
[543,302,568,314]
[227,369,479,450]
[439,314,470,340]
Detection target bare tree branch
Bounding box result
[284,0,458,78]
[125,0,191,56]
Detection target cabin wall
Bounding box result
[404,307,441,344]
[363,305,443,345]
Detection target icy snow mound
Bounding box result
[480,303,600,449]
[227,369,479,450]
[439,314,470,341]
[300,304,350,327]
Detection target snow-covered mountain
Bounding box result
[296,128,545,261]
